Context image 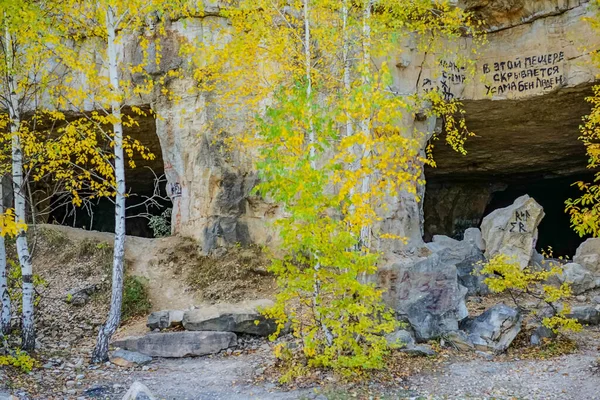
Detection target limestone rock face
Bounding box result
[145,0,600,258]
[481,195,544,268]
[574,238,600,274]
[386,253,469,341]
[112,331,237,358]
[460,304,522,353]
[182,299,277,336]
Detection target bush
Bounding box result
[0,349,37,373]
[148,208,172,238]
[479,254,582,334]
[121,275,152,322]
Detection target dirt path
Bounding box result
[64,347,599,400]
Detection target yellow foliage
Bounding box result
[479,254,581,334]
[0,350,37,373]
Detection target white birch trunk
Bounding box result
[359,0,373,250]
[342,0,353,139]
[0,174,9,336]
[4,24,35,350]
[303,0,333,347]
[92,4,126,363]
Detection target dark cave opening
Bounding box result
[424,173,594,257]
[45,109,172,238]
[482,174,592,257]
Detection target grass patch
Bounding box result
[121,275,152,322]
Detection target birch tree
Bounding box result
[0,0,60,350]
[51,0,187,363]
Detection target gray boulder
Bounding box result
[574,238,600,274]
[183,299,276,336]
[460,304,522,353]
[530,325,556,346]
[427,235,488,296]
[389,252,468,341]
[122,382,155,400]
[566,305,600,325]
[385,329,415,348]
[147,310,184,331]
[110,349,152,367]
[112,331,237,358]
[560,263,599,295]
[481,195,545,269]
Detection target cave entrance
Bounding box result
[46,107,172,238]
[424,174,593,257]
[423,83,596,258]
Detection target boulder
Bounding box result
[183,299,276,336]
[110,350,152,368]
[566,305,600,325]
[460,304,522,353]
[112,331,237,358]
[560,263,599,295]
[574,238,600,275]
[122,382,156,400]
[428,235,488,296]
[389,252,468,341]
[385,329,415,348]
[480,195,544,269]
[147,310,184,331]
[463,227,485,252]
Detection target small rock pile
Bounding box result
[111,299,276,362]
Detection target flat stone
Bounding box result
[445,330,475,351]
[110,350,152,367]
[182,299,276,336]
[112,331,237,358]
[566,305,600,325]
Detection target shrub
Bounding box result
[148,208,172,238]
[121,275,152,322]
[0,349,37,373]
[479,254,581,334]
